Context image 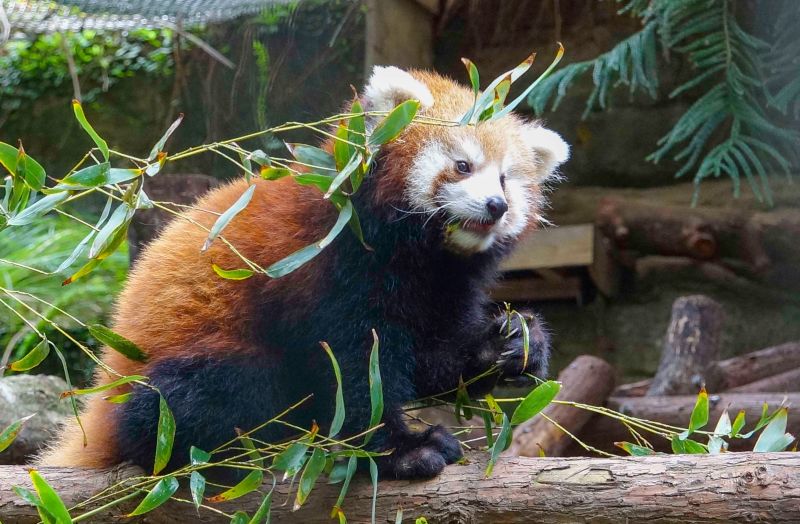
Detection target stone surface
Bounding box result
[0,375,72,464]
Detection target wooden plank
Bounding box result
[491,275,582,302]
[501,224,594,272]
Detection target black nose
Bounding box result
[486,196,508,221]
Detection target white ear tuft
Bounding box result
[363,66,434,112]
[522,124,570,169]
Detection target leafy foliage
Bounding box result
[529,0,800,204]
[1,29,176,116]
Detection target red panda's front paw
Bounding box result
[378,426,462,479]
[494,311,550,384]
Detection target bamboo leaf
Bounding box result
[272,442,309,478]
[364,330,383,445]
[9,338,50,371]
[754,407,794,452]
[190,446,211,465]
[148,114,184,161]
[0,142,46,190]
[249,489,273,524]
[88,324,147,362]
[368,457,378,524]
[320,342,346,439]
[265,199,352,277]
[260,167,291,180]
[7,192,69,226]
[126,476,179,516]
[485,413,512,477]
[29,470,72,524]
[331,456,357,518]
[510,380,560,425]
[293,447,326,510]
[459,58,481,124]
[680,388,709,439]
[0,414,36,453]
[324,152,361,199]
[153,395,176,475]
[493,43,565,119]
[288,143,336,171]
[231,511,249,523]
[190,471,206,510]
[368,100,419,147]
[202,184,256,252]
[615,442,655,456]
[731,410,746,437]
[103,392,133,404]
[72,100,109,161]
[60,374,146,398]
[212,263,254,281]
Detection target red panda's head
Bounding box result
[361,66,569,254]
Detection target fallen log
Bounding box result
[3,453,800,523]
[727,368,800,394]
[613,341,800,397]
[576,392,800,454]
[647,295,723,396]
[506,355,615,457]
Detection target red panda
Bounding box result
[38,66,569,479]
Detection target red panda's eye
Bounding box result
[455,161,471,174]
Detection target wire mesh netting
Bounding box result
[4,0,291,33]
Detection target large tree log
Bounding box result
[3,453,800,523]
[727,368,800,393]
[648,295,724,396]
[614,341,800,397]
[576,392,800,454]
[506,355,615,457]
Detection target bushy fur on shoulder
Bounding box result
[39,66,568,479]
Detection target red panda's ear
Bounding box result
[521,123,570,177]
[363,66,435,113]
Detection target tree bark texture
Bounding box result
[2,453,800,523]
[647,295,724,396]
[613,341,800,397]
[506,355,615,457]
[726,368,800,393]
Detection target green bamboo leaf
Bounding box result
[88,324,147,362]
[249,489,273,524]
[485,413,512,477]
[7,192,69,226]
[30,470,72,524]
[0,142,46,190]
[493,43,565,119]
[708,435,727,454]
[15,143,46,191]
[465,52,536,124]
[324,152,362,199]
[331,456,357,517]
[72,99,109,161]
[459,57,481,123]
[320,342,346,439]
[510,380,560,425]
[230,511,250,524]
[368,456,378,524]
[615,441,655,456]
[294,173,333,192]
[754,407,794,452]
[679,388,709,439]
[367,100,419,147]
[288,143,336,171]
[88,204,133,259]
[349,99,366,148]
[126,476,179,516]
[0,414,36,453]
[148,113,184,161]
[731,410,746,437]
[260,167,291,180]
[190,471,206,510]
[713,409,732,435]
[484,393,503,425]
[364,330,383,445]
[272,442,308,478]
[514,311,530,371]
[153,395,176,475]
[60,375,146,398]
[333,124,353,172]
[265,199,353,277]
[9,338,50,371]
[103,392,133,404]
[249,150,271,167]
[202,184,256,252]
[454,377,473,424]
[211,263,254,281]
[62,258,101,286]
[293,447,326,510]
[190,446,211,465]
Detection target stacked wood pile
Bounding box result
[510,294,800,457]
